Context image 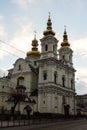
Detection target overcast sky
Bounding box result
[0,0,87,95]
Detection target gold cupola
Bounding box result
[27,32,40,57]
[43,13,55,37]
[61,26,70,48]
[18,73,25,79]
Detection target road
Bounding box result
[1,119,87,130]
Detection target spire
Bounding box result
[32,31,38,51]
[43,12,55,37]
[61,26,70,48]
[27,31,40,57]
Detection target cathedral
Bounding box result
[0,15,76,116]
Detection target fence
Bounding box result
[0,114,86,128]
[0,118,55,128]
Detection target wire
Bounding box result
[0,48,20,58]
[0,40,25,54]
[80,53,87,56]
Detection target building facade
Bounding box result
[76,94,87,115]
[0,15,76,116]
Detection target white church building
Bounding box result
[0,15,76,116]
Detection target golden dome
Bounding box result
[26,32,40,57]
[61,26,70,48]
[18,73,24,79]
[32,35,38,46]
[43,13,55,37]
[27,51,40,57]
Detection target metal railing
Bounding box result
[0,118,54,128]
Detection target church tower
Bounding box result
[59,27,73,67]
[26,32,40,67]
[40,14,58,59]
[38,14,59,113]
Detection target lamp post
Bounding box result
[1,86,4,114]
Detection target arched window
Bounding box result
[43,100,45,104]
[62,95,66,104]
[34,61,36,66]
[45,44,48,51]
[54,72,57,84]
[71,79,73,89]
[62,76,65,87]
[62,55,65,60]
[53,45,55,53]
[18,64,21,71]
[43,72,47,80]
[17,78,19,86]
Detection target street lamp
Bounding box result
[1,86,4,114]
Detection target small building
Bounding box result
[76,94,87,115]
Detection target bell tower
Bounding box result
[40,13,58,59]
[38,14,59,113]
[59,27,73,67]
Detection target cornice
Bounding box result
[38,83,75,95]
[11,70,32,77]
[38,57,75,72]
[40,35,58,43]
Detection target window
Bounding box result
[71,79,73,89]
[17,78,19,86]
[69,55,71,61]
[20,89,22,94]
[18,64,21,71]
[43,72,47,80]
[53,45,55,53]
[45,44,48,51]
[62,76,65,87]
[54,72,57,84]
[43,101,45,104]
[62,55,65,60]
[34,61,36,66]
[55,97,57,100]
[43,92,45,96]
[62,95,66,104]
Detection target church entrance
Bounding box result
[24,105,32,118]
[64,104,70,116]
